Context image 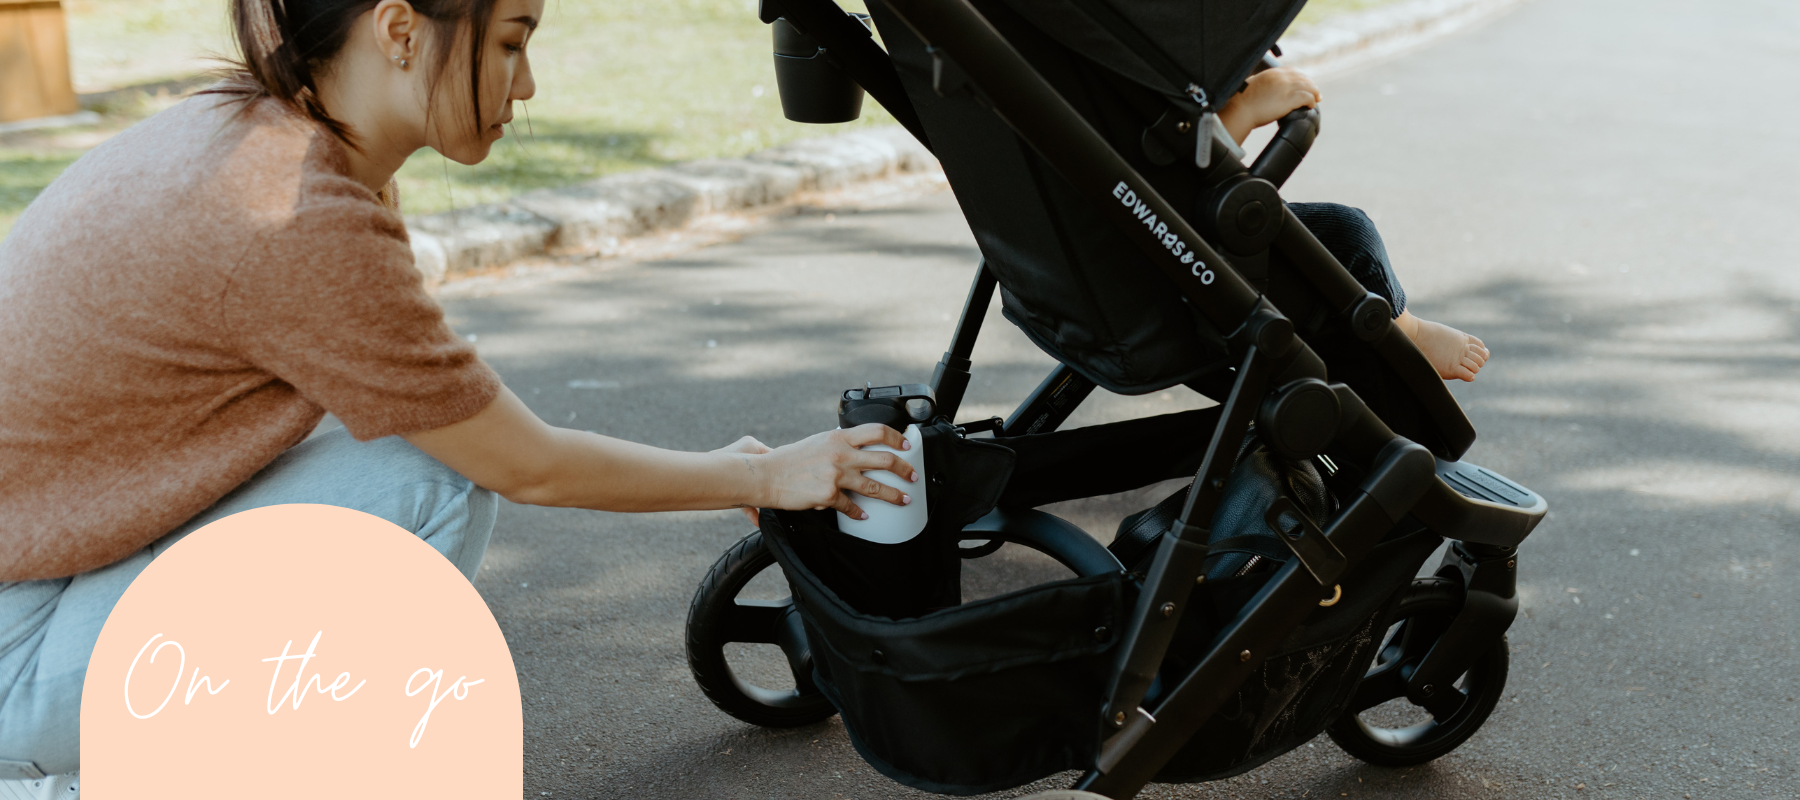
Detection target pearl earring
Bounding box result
[392,55,409,69]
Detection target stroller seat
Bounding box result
[679,0,1550,797]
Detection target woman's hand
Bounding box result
[1217,67,1322,145]
[753,424,917,521]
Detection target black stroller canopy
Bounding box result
[995,0,1310,106]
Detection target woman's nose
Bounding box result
[514,58,537,102]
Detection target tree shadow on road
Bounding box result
[450,205,1800,798]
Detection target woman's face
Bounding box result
[426,0,543,165]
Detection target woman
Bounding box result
[0,0,912,786]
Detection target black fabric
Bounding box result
[1089,444,1449,783]
[764,411,1451,791]
[784,421,1016,619]
[756,420,1148,794]
[925,421,1020,528]
[1110,483,1190,570]
[760,511,1133,795]
[1154,525,1445,782]
[996,407,1220,509]
[784,526,961,619]
[1203,445,1334,580]
[866,1,1465,455]
[1264,244,1454,458]
[869,0,1235,395]
[1205,534,1296,564]
[1287,203,1407,318]
[994,0,1309,112]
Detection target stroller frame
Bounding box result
[694,1,1549,796]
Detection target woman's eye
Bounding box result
[504,43,524,55]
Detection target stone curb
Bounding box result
[406,126,935,282]
[407,0,1522,284]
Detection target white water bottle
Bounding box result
[835,423,929,544]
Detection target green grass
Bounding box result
[2,0,1393,239]
[0,150,85,236]
[62,0,236,91]
[394,0,892,214]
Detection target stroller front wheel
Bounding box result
[1325,578,1509,767]
[686,529,838,728]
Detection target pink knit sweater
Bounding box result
[0,93,502,580]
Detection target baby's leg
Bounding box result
[1287,202,1491,382]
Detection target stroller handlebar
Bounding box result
[1248,107,1320,189]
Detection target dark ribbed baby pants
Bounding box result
[1287,202,1408,318]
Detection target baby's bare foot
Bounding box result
[1404,316,1489,382]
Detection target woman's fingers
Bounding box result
[835,495,869,521]
[848,449,918,482]
[840,422,910,451]
[842,469,911,508]
[760,424,920,516]
[836,428,915,513]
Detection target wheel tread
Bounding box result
[685,530,837,728]
[1324,577,1509,767]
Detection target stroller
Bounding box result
[683,0,1548,796]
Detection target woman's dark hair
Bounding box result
[212,0,498,146]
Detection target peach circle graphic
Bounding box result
[81,504,521,799]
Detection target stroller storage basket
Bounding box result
[761,508,1133,795]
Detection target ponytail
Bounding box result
[210,0,498,148]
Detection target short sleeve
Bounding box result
[221,181,501,441]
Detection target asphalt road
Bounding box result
[439,0,1800,796]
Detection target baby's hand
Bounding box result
[1217,67,1322,144]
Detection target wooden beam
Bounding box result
[0,0,80,123]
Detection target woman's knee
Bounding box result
[415,479,497,582]
[176,428,497,580]
[331,434,496,580]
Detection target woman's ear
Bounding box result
[371,0,422,65]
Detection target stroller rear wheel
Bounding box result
[686,529,837,728]
[1325,578,1509,767]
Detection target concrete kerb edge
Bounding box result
[406,126,933,282]
[406,0,1523,284]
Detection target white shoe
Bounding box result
[0,774,78,800]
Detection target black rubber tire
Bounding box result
[1325,578,1510,767]
[685,530,837,728]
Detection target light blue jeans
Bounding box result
[0,428,497,778]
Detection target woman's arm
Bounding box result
[1217,67,1323,145]
[401,386,916,519]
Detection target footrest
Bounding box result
[1409,459,1547,547]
